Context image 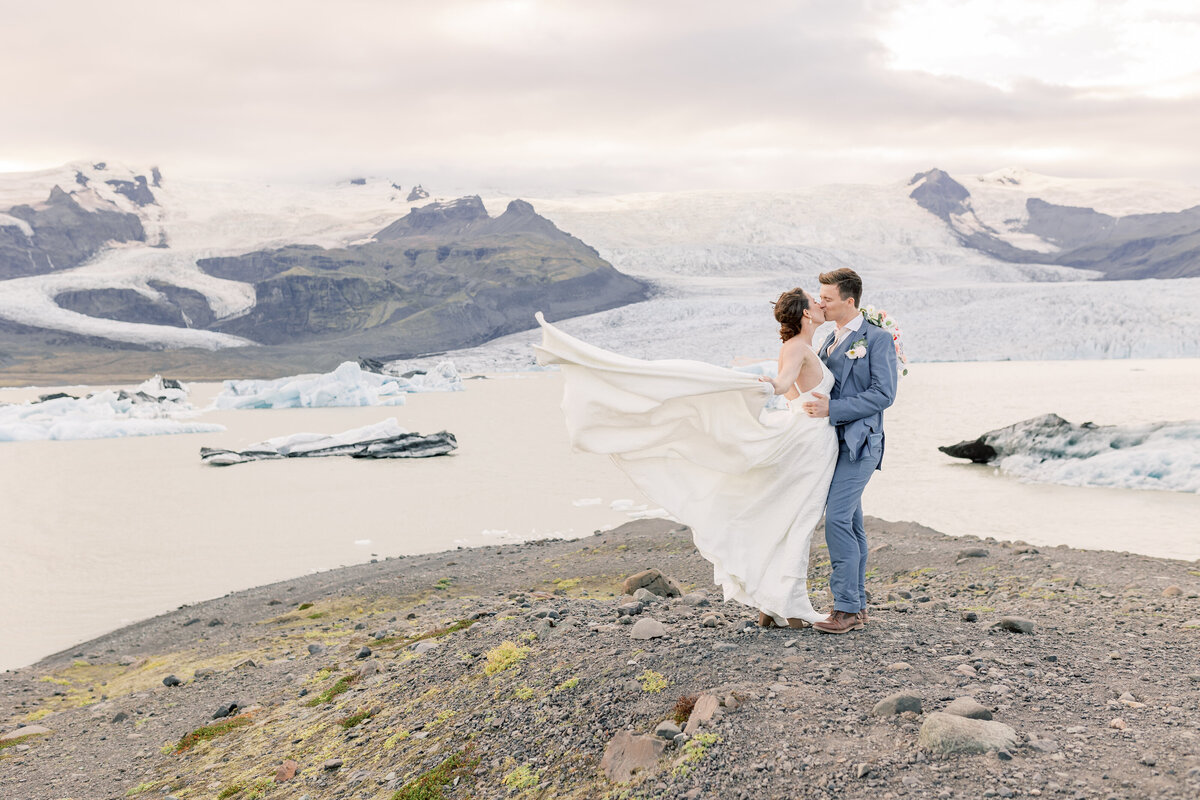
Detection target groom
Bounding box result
[802,268,899,635]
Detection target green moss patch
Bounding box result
[173,714,254,753]
[305,672,358,707]
[338,708,375,729]
[392,746,480,800]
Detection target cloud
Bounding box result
[1,0,1198,190]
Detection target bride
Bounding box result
[533,288,838,627]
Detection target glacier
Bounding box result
[211,360,461,410]
[0,377,223,442]
[2,163,1200,364]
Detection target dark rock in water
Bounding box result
[201,430,458,466]
[0,186,145,279]
[37,392,78,402]
[939,413,1080,463]
[406,184,429,202]
[105,176,156,206]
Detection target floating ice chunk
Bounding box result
[135,375,190,403]
[0,388,222,442]
[212,361,463,410]
[213,362,409,409]
[382,361,465,392]
[572,498,603,506]
[942,414,1200,494]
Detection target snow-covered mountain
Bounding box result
[0,163,645,365]
[1,162,1199,378]
[909,167,1200,279]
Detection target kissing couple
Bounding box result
[534,268,900,635]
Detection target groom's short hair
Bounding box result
[818,268,862,308]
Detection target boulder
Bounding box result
[600,731,666,783]
[994,616,1035,634]
[872,692,922,716]
[683,694,721,735]
[622,569,682,598]
[0,725,52,742]
[630,618,666,640]
[944,697,992,720]
[918,712,1017,754]
[275,759,299,783]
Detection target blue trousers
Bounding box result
[826,441,881,614]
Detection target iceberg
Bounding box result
[940,414,1200,494]
[0,378,222,442]
[211,361,462,410]
[200,418,457,466]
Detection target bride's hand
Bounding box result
[756,375,777,393]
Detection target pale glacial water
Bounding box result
[2,359,1198,671]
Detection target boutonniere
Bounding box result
[846,337,868,359]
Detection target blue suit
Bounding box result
[818,315,899,614]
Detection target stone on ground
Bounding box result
[683,694,721,734]
[630,617,666,640]
[622,568,682,598]
[275,760,298,783]
[994,616,1035,634]
[872,692,922,716]
[944,697,992,720]
[601,731,666,782]
[0,725,52,742]
[918,712,1017,754]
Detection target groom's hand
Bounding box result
[803,392,830,418]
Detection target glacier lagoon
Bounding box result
[2,358,1199,671]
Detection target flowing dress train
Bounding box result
[533,313,838,624]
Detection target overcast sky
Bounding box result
[3,0,1199,191]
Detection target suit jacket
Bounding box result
[818,316,899,469]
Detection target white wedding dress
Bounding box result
[533,313,838,624]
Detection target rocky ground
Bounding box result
[2,517,1199,800]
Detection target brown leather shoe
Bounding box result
[758,611,779,628]
[813,610,863,635]
[786,617,811,629]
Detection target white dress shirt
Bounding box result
[828,311,864,354]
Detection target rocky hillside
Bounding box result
[0,185,147,279]
[909,168,1200,279]
[2,518,1198,799]
[194,196,648,358]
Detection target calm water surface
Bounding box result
[2,359,1197,671]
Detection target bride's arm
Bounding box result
[762,340,805,395]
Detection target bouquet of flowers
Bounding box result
[861,305,909,376]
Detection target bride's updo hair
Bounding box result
[773,288,809,342]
